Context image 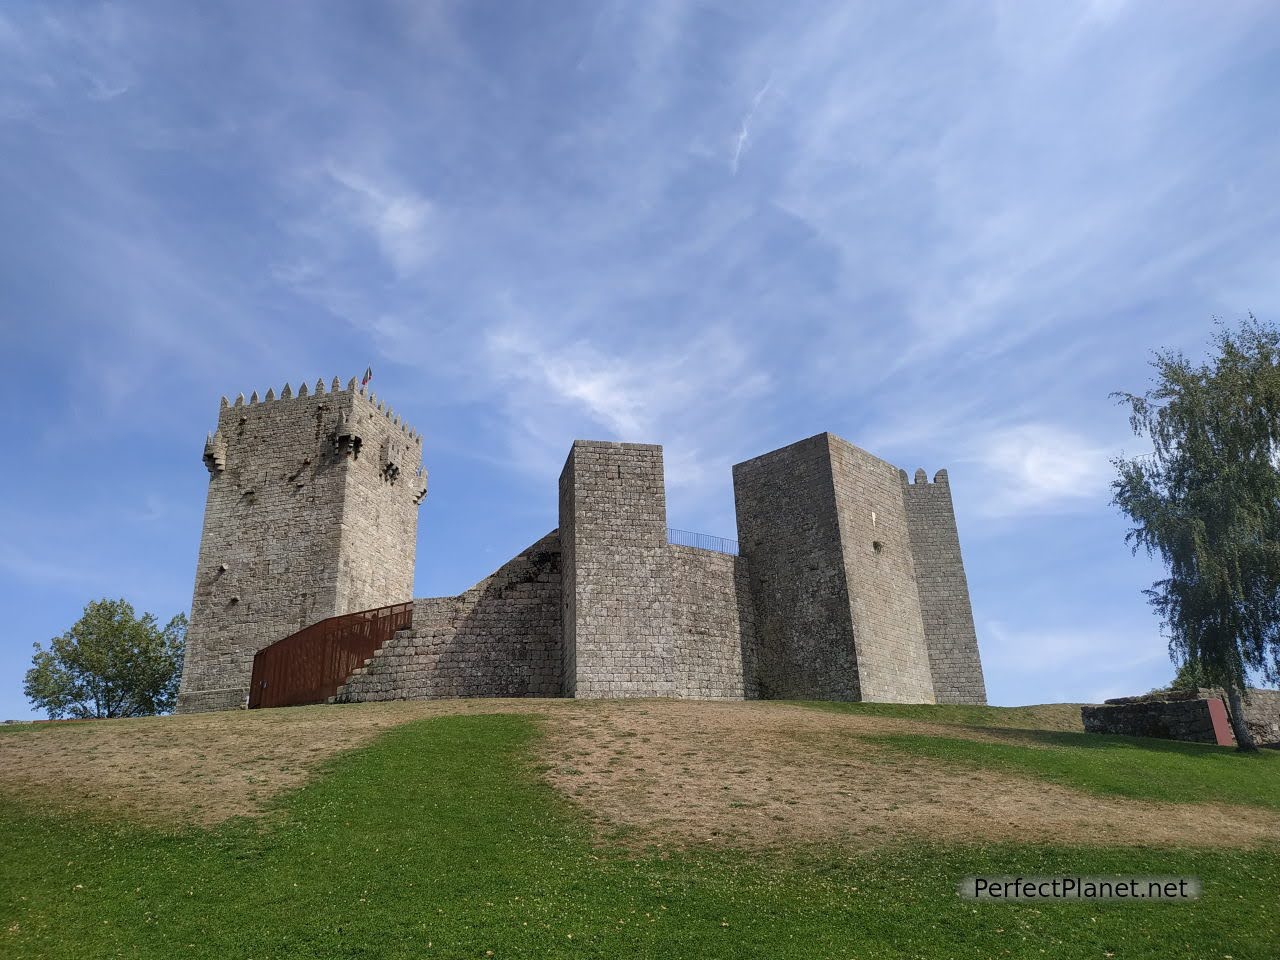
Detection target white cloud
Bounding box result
[326,164,435,275]
[970,423,1114,517]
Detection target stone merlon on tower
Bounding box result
[178,377,985,712]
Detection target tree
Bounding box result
[1168,658,1210,692]
[24,599,187,719]
[1112,317,1280,751]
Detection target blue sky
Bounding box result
[3,1,1279,719]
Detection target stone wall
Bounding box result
[1239,688,1280,746]
[178,379,424,713]
[335,532,562,701]
[1081,692,1225,744]
[1081,687,1280,747]
[828,437,935,704]
[669,545,757,699]
[902,469,987,705]
[558,441,676,698]
[733,434,862,700]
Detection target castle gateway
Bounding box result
[176,379,986,713]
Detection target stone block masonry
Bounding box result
[902,469,987,705]
[176,378,425,713]
[179,376,987,709]
[1083,688,1280,747]
[558,441,677,698]
[732,434,864,700]
[335,532,562,701]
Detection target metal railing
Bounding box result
[668,527,740,556]
[248,601,414,709]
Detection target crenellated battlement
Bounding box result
[900,467,950,487]
[218,377,423,444]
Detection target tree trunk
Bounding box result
[1225,686,1259,752]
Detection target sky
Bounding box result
[2,1,1279,719]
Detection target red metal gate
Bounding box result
[247,602,414,708]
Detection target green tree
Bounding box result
[1168,658,1210,692]
[24,599,187,719]
[1112,317,1280,751]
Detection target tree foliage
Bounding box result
[24,599,186,719]
[1113,318,1280,748]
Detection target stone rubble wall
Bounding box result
[902,469,987,705]
[1081,687,1280,747]
[669,545,757,699]
[334,531,563,702]
[1238,688,1280,746]
[1081,694,1224,744]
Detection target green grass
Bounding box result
[3,714,1279,958]
[797,699,1086,731]
[872,728,1280,812]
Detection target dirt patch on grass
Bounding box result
[0,699,548,825]
[4,699,1278,852]
[539,700,1280,851]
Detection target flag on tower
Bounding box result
[361,366,373,387]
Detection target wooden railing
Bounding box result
[247,602,414,709]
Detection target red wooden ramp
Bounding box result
[248,602,414,709]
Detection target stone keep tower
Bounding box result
[176,378,427,713]
[734,433,985,706]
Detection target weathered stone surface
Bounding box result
[180,382,988,708]
[559,441,676,698]
[733,434,863,701]
[335,532,562,701]
[669,545,757,699]
[903,468,987,705]
[1082,698,1224,743]
[176,383,423,713]
[1082,687,1280,747]
[732,433,973,704]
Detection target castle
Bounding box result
[176,378,986,713]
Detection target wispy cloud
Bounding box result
[969,424,1115,518]
[731,75,772,174]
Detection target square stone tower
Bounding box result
[733,433,938,704]
[558,441,677,697]
[176,378,427,713]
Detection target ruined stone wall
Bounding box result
[335,532,563,702]
[178,379,424,713]
[1081,693,1225,744]
[733,434,861,700]
[902,469,987,705]
[828,437,935,704]
[1082,688,1280,747]
[1240,688,1280,746]
[669,545,757,699]
[558,441,676,698]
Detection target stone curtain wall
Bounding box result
[335,532,563,702]
[558,441,677,698]
[669,545,757,699]
[178,380,423,714]
[733,435,862,700]
[828,437,936,704]
[902,469,988,705]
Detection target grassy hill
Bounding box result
[2,699,1278,958]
